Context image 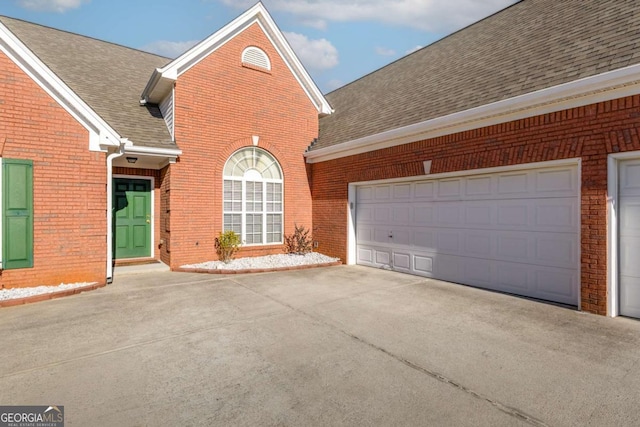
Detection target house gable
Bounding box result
[0,20,120,152]
[141,1,332,122]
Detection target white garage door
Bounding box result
[619,159,640,318]
[356,164,580,306]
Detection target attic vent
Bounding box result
[242,46,271,71]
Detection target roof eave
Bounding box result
[0,20,122,151]
[140,2,332,115]
[306,63,640,163]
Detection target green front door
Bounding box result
[113,178,151,259]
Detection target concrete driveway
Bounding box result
[1,266,639,426]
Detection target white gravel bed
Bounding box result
[0,282,94,301]
[182,252,339,270]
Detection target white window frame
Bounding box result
[223,148,283,246]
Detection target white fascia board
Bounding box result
[305,63,640,163]
[0,22,121,151]
[140,2,332,116]
[124,145,182,157]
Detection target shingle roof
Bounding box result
[0,16,176,150]
[315,0,640,150]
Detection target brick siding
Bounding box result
[165,23,318,268]
[311,95,640,315]
[0,51,106,288]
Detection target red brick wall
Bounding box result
[168,23,318,267]
[312,95,640,315]
[0,52,106,288]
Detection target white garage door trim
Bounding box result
[608,151,640,318]
[348,158,582,307]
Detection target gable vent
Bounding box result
[242,46,271,71]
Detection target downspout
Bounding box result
[105,142,126,284]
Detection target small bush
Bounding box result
[283,224,313,255]
[215,231,241,263]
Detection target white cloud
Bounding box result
[405,45,423,55]
[141,40,200,59]
[284,32,338,71]
[16,0,89,12]
[218,0,518,33]
[375,46,396,56]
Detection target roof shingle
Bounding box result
[316,0,640,150]
[0,16,176,150]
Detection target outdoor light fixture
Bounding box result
[126,157,138,164]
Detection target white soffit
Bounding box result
[141,2,332,116]
[0,21,121,151]
[305,63,640,163]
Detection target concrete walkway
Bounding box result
[1,266,639,426]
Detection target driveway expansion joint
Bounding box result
[231,278,549,427]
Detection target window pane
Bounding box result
[266,214,282,243]
[223,214,241,234]
[245,214,263,244]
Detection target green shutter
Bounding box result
[3,159,33,269]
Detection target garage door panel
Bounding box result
[375,185,391,200]
[437,179,462,199]
[535,269,577,303]
[465,175,493,197]
[464,232,493,257]
[535,235,577,265]
[358,247,374,264]
[465,204,493,226]
[393,251,411,271]
[619,159,640,317]
[620,162,640,196]
[414,205,435,224]
[414,231,436,249]
[415,182,435,199]
[356,164,579,306]
[534,198,578,231]
[437,203,462,225]
[496,264,529,291]
[357,186,374,202]
[436,230,461,254]
[534,168,577,195]
[497,202,530,227]
[496,234,530,261]
[619,199,640,233]
[393,183,412,199]
[413,254,434,274]
[497,172,530,196]
[620,236,640,277]
[393,205,411,223]
[620,275,640,318]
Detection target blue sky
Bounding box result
[2,0,518,93]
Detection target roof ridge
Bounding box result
[0,14,172,61]
[324,0,524,96]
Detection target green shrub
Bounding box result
[215,231,241,263]
[283,224,313,255]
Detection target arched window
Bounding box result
[223,147,283,244]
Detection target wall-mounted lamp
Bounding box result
[126,157,138,164]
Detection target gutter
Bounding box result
[105,142,126,284]
[305,62,640,163]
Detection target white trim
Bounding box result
[306,63,640,163]
[123,145,182,157]
[113,174,155,260]
[347,158,582,276]
[0,21,121,151]
[606,151,640,317]
[140,2,332,116]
